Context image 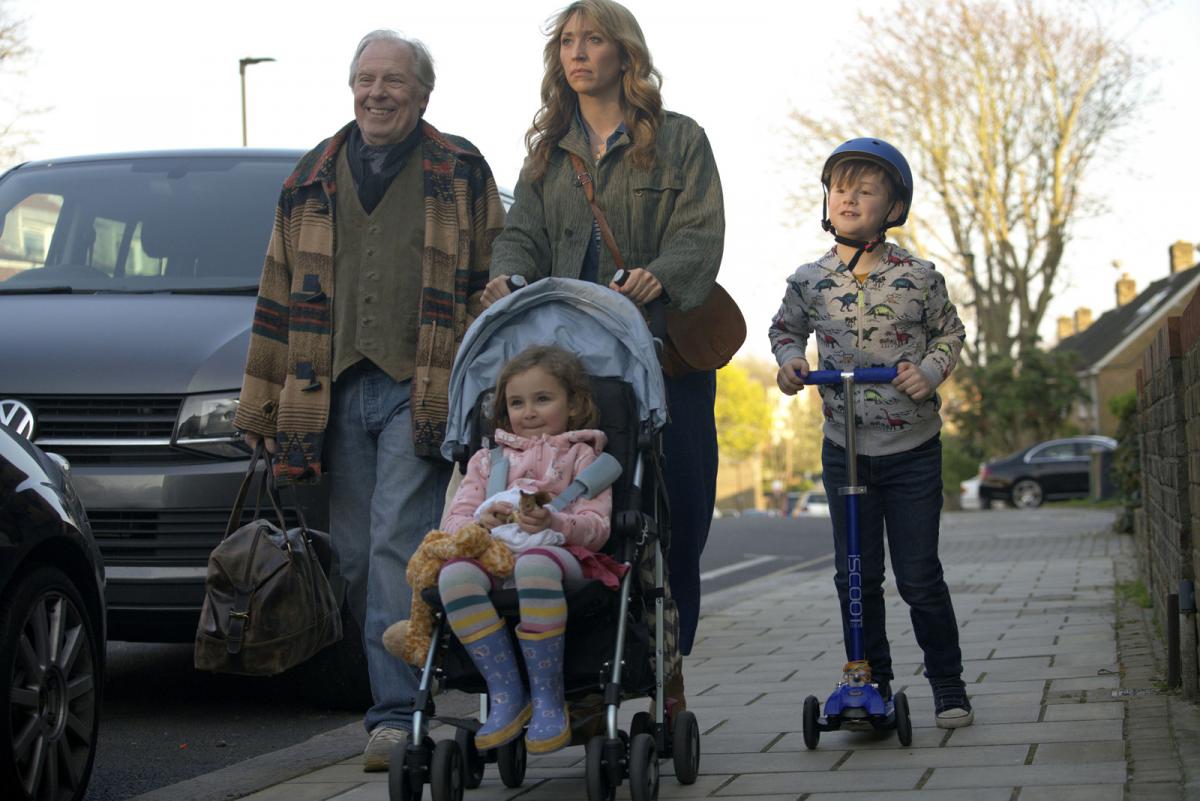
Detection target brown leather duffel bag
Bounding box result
[194,444,341,676]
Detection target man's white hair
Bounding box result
[348,29,435,96]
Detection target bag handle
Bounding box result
[224,442,289,538]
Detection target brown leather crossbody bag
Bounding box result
[568,153,746,377]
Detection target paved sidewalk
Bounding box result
[188,507,1198,801]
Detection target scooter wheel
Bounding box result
[894,691,913,746]
[802,696,821,750]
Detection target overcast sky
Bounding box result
[3,0,1197,360]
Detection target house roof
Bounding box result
[1055,262,1200,372]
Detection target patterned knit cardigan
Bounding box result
[233,120,506,480]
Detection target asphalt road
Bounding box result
[84,513,834,800]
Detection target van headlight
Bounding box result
[174,393,250,458]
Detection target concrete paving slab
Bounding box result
[1041,701,1125,721]
[1034,740,1126,764]
[840,743,1028,769]
[922,761,1127,789]
[717,767,925,795]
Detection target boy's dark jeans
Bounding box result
[821,434,963,684]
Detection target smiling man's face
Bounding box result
[352,40,428,146]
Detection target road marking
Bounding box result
[698,555,779,582]
[700,552,836,584]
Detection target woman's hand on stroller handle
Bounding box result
[610,267,663,306]
[480,274,528,308]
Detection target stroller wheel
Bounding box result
[585,735,616,801]
[802,696,821,750]
[429,739,463,801]
[454,726,484,789]
[894,692,913,746]
[389,741,423,801]
[670,710,700,785]
[496,736,526,788]
[629,711,654,740]
[629,732,659,801]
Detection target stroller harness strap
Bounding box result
[485,447,622,513]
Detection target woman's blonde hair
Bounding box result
[525,0,664,182]
[492,345,599,433]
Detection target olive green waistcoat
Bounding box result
[332,146,425,382]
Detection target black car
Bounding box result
[978,435,1117,509]
[0,422,105,801]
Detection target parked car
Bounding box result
[0,150,339,703]
[791,490,831,517]
[959,474,984,510]
[1,421,105,801]
[978,435,1117,509]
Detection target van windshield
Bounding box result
[0,154,296,293]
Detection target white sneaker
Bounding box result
[364,726,409,772]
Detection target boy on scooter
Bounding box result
[768,139,973,728]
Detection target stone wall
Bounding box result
[1135,293,1200,698]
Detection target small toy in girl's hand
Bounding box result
[516,489,553,520]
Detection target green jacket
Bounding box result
[490,111,724,311]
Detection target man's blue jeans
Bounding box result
[326,362,452,733]
[821,434,963,683]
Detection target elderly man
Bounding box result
[235,30,505,770]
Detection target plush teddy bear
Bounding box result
[382,490,552,666]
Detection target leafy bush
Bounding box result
[1109,389,1140,533]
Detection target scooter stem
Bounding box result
[839,372,866,662]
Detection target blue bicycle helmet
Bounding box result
[821,137,913,232]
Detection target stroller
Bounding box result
[389,278,700,801]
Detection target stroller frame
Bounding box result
[388,377,699,801]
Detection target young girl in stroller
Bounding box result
[436,344,620,755]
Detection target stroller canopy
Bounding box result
[442,278,668,460]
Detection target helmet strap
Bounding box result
[821,189,886,272]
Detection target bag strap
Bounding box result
[569,153,625,270]
[487,446,509,500]
[224,443,288,538]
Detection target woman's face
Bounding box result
[559,12,623,102]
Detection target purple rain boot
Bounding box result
[463,622,531,750]
[518,625,571,754]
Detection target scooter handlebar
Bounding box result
[804,367,898,385]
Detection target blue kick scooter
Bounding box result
[800,367,912,749]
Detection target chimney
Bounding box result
[1074,307,1093,333]
[1170,240,1197,274]
[1057,316,1075,341]
[1116,272,1137,307]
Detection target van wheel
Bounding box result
[1,566,101,801]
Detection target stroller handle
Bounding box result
[804,367,898,385]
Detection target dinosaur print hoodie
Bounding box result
[769,243,965,456]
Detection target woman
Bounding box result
[482,0,725,718]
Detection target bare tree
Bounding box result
[790,0,1150,362]
[0,1,34,163]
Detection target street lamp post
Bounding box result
[239,57,276,146]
